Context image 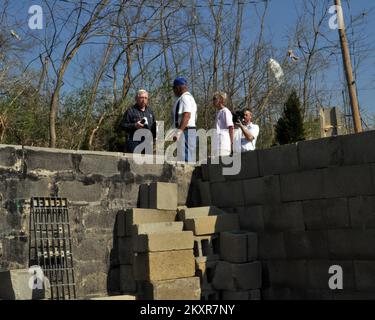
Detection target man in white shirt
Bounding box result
[171,77,198,162]
[234,109,259,152]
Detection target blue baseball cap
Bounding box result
[173,77,187,87]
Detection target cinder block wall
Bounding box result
[200,130,375,299]
[0,145,198,298]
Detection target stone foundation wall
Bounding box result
[0,145,198,298]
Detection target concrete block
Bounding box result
[222,290,261,300]
[107,266,120,292]
[116,210,126,237]
[133,222,183,236]
[247,232,258,262]
[208,163,226,183]
[236,206,264,232]
[140,277,201,300]
[328,230,375,259]
[263,202,305,231]
[79,154,119,177]
[120,265,136,293]
[220,231,258,263]
[341,130,375,165]
[308,260,355,290]
[323,165,374,198]
[133,250,195,281]
[242,175,281,205]
[201,290,221,300]
[0,146,18,167]
[149,182,178,210]
[201,163,210,181]
[197,180,212,206]
[117,237,134,264]
[354,261,375,291]
[0,269,46,300]
[220,231,247,263]
[184,214,239,236]
[258,143,299,175]
[210,181,244,207]
[261,288,291,300]
[193,235,220,259]
[302,198,350,230]
[133,231,194,252]
[284,231,329,259]
[125,208,177,235]
[298,136,343,170]
[24,149,74,172]
[280,169,324,202]
[195,259,217,290]
[177,206,226,221]
[349,196,375,229]
[258,232,286,259]
[304,289,334,300]
[325,198,351,228]
[90,295,136,300]
[223,151,260,180]
[332,290,375,300]
[212,261,262,291]
[139,184,150,208]
[264,260,308,289]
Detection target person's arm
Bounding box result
[239,123,254,142]
[121,109,144,132]
[229,126,234,152]
[121,110,135,132]
[178,112,191,131]
[173,112,191,141]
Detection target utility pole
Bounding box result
[334,0,362,133]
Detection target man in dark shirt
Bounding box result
[121,89,156,154]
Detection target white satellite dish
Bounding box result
[268,58,284,85]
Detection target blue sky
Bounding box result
[264,0,375,124]
[3,0,375,123]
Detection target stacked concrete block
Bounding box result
[212,261,262,292]
[114,207,179,296]
[149,182,178,210]
[132,228,199,300]
[217,231,261,300]
[177,206,241,300]
[124,184,200,300]
[220,231,258,263]
[139,183,150,208]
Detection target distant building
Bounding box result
[319,107,347,137]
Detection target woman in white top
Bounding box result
[212,91,234,157]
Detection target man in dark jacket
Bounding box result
[121,89,156,154]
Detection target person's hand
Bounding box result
[234,121,242,128]
[135,121,145,129]
[173,130,182,142]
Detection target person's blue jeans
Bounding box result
[180,128,197,163]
